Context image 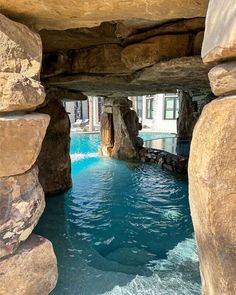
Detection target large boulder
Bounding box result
[135,56,211,94]
[121,34,193,71]
[189,96,236,295]
[0,234,58,295]
[177,91,196,139]
[0,0,208,31]
[0,166,45,258]
[37,99,72,195]
[208,62,236,96]
[202,0,236,63]
[0,73,45,112]
[105,98,143,160]
[0,113,50,177]
[72,44,129,74]
[0,13,42,80]
[40,22,119,53]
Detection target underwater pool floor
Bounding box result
[35,133,200,295]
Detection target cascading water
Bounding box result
[35,132,201,295]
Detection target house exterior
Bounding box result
[63,97,103,129]
[63,94,179,133]
[130,93,179,133]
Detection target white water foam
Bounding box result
[103,237,201,295]
[71,153,98,162]
[63,237,201,295]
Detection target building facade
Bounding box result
[64,94,179,133]
[131,93,179,133]
[63,97,104,130]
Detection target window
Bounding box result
[164,95,179,120]
[136,96,143,119]
[146,97,153,119]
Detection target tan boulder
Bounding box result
[37,99,72,195]
[0,73,45,112]
[0,166,45,258]
[123,18,205,45]
[0,113,50,177]
[189,96,236,295]
[0,13,42,80]
[102,98,143,160]
[121,34,193,71]
[177,91,196,140]
[72,44,129,74]
[40,22,119,53]
[202,0,236,63]
[208,62,236,96]
[0,0,208,31]
[135,56,211,94]
[0,234,58,295]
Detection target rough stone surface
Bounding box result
[45,57,211,97]
[0,234,58,295]
[189,96,236,295]
[135,57,211,93]
[0,13,42,80]
[0,73,45,112]
[0,166,45,258]
[100,112,114,157]
[40,18,205,53]
[208,62,236,96]
[202,0,236,63]
[139,148,188,174]
[109,99,143,160]
[177,91,196,139]
[0,1,208,31]
[40,22,119,53]
[112,106,139,160]
[0,113,50,177]
[99,98,142,160]
[37,99,72,195]
[123,18,205,46]
[72,44,129,74]
[121,34,193,71]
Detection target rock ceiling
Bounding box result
[0,0,208,30]
[45,56,211,97]
[40,19,211,97]
[0,0,211,98]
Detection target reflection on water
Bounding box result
[144,137,191,157]
[35,132,200,295]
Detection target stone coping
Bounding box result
[139,147,188,175]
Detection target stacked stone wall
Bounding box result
[0,14,57,294]
[189,1,236,294]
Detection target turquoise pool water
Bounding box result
[35,132,200,295]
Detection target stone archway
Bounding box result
[1,0,236,294]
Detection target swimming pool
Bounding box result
[35,132,200,295]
